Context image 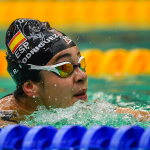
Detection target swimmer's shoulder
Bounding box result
[0,94,18,110]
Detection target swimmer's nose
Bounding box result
[74,66,87,83]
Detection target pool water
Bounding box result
[0,77,16,98]
[1,76,150,128]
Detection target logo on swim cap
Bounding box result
[8,30,26,54]
[62,36,72,44]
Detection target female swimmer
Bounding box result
[0,18,87,126]
[0,18,149,127]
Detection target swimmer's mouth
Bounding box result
[74,89,87,100]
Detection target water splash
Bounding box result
[20,91,150,129]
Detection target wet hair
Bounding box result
[14,71,42,101]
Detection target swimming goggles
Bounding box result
[29,56,86,78]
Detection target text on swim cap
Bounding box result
[22,34,60,63]
[14,42,29,59]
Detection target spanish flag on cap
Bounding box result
[8,30,26,53]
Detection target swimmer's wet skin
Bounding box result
[116,107,150,122]
[0,18,149,127]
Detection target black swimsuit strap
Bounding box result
[1,115,18,123]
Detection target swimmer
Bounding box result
[0,18,88,127]
[0,18,149,127]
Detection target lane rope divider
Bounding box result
[1,48,150,77]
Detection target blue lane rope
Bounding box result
[0,124,150,149]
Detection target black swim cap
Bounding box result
[5,18,76,87]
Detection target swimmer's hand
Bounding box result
[115,107,150,122]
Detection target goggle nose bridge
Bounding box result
[73,63,81,69]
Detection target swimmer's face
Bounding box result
[37,46,88,108]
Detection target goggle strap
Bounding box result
[29,64,60,75]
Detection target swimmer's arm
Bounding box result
[115,107,150,121]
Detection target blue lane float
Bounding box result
[138,127,150,149]
[0,125,29,150]
[22,125,57,150]
[80,126,116,149]
[50,125,86,149]
[1,124,150,149]
[109,126,144,149]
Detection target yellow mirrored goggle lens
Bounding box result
[80,58,86,72]
[56,63,73,77]
[55,57,86,77]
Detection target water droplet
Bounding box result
[109,37,110,38]
[33,96,35,98]
[49,96,50,98]
[55,98,57,100]
[132,91,136,95]
[55,84,57,86]
[116,95,121,102]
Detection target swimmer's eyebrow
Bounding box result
[55,51,81,63]
[55,53,72,63]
